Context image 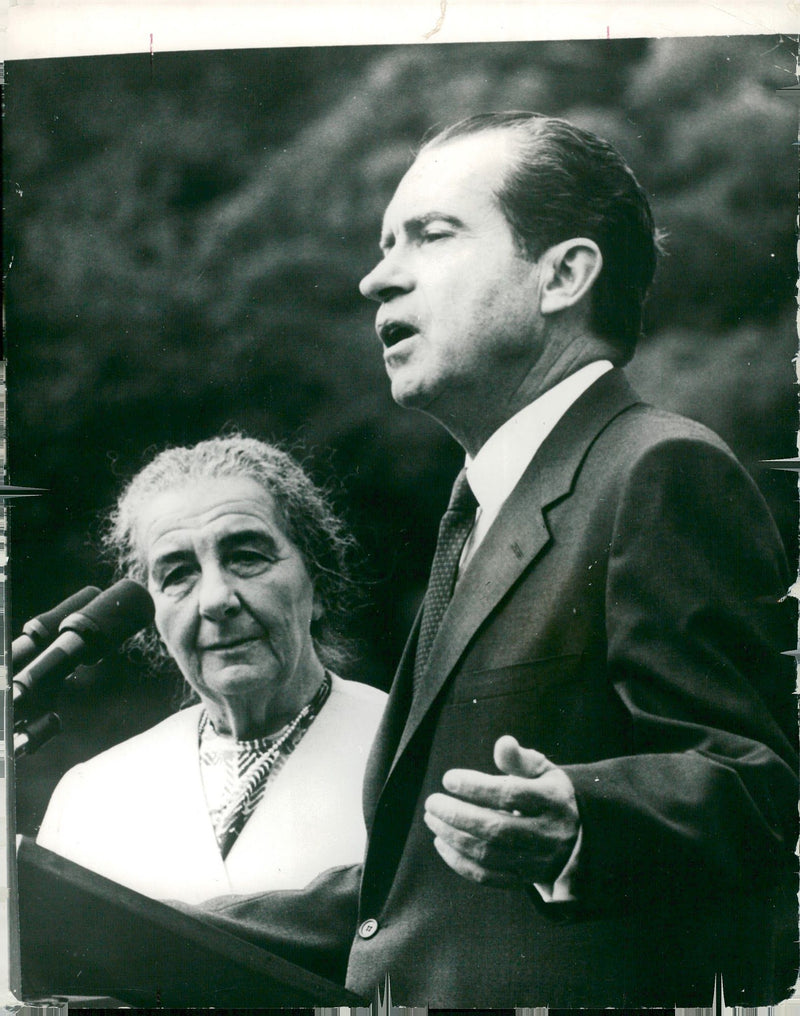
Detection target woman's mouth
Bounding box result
[202,636,261,651]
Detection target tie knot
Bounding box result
[447,470,477,516]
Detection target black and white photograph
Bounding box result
[3,14,799,1009]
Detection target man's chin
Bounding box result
[389,376,435,412]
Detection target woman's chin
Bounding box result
[191,659,279,709]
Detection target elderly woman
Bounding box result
[37,436,386,904]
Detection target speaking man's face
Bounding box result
[359,131,545,427]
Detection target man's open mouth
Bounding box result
[379,321,417,348]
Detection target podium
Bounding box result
[16,837,367,1006]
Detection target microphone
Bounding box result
[14,712,62,758]
[12,586,101,671]
[12,579,155,714]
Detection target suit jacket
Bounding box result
[201,371,798,1007]
[37,674,386,904]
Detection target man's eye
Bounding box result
[421,231,450,243]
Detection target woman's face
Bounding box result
[138,476,323,734]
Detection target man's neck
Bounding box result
[443,335,617,457]
[459,359,614,572]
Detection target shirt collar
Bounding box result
[466,361,613,517]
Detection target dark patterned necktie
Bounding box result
[413,469,478,690]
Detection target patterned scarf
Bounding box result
[198,671,332,859]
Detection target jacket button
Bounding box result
[358,918,379,939]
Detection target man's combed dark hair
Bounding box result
[423,112,659,363]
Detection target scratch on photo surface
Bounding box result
[424,0,447,40]
[708,3,766,31]
[759,34,793,58]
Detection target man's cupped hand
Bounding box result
[424,734,580,889]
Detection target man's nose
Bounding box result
[198,565,240,621]
[359,253,412,303]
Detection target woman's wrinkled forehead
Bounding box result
[131,476,283,566]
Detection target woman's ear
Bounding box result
[539,238,603,316]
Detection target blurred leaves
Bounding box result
[5,36,799,694]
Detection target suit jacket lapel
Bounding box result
[362,611,420,824]
[388,369,641,770]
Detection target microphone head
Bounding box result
[59,579,155,658]
[22,585,102,642]
[14,585,103,671]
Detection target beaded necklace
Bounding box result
[198,671,332,858]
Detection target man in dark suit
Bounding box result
[202,112,798,1007]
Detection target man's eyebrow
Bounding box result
[379,212,465,250]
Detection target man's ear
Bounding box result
[538,238,603,316]
[312,591,324,622]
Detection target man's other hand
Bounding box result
[423,735,580,888]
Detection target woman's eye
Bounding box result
[229,550,271,573]
[161,564,195,589]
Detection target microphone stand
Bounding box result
[12,666,67,758]
[13,711,62,759]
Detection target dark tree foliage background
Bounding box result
[4,36,798,831]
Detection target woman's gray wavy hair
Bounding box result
[102,434,359,675]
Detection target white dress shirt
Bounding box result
[461,359,613,571]
[458,359,613,901]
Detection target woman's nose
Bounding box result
[197,566,240,621]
